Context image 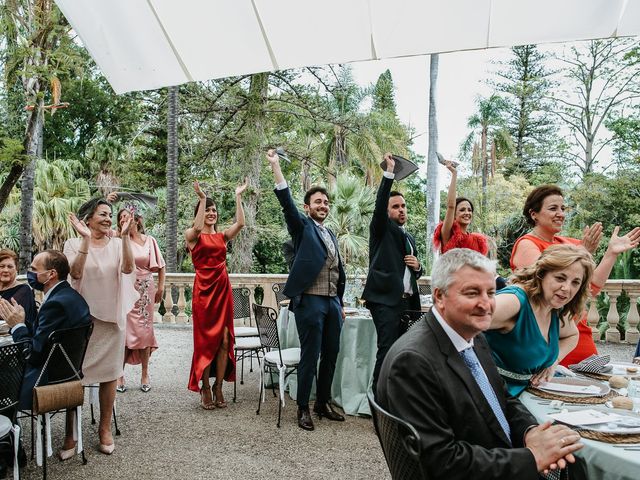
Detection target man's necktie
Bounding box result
[460,348,512,444]
[318,224,336,256]
[404,233,412,255]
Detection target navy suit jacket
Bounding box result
[362,175,422,309]
[274,186,345,308]
[12,280,91,409]
[377,312,538,480]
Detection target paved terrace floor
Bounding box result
[18,325,637,480]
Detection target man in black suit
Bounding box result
[363,153,422,391]
[0,250,91,453]
[377,248,583,479]
[267,149,346,431]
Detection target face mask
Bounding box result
[27,270,48,291]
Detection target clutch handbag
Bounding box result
[32,380,84,415]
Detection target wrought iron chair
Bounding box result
[0,341,27,480]
[367,390,426,480]
[271,282,288,306]
[418,283,431,296]
[253,304,300,428]
[31,322,93,479]
[399,310,428,335]
[232,287,262,402]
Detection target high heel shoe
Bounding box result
[212,382,227,409]
[200,386,216,410]
[57,445,76,461]
[97,443,115,455]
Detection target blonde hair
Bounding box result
[510,244,594,323]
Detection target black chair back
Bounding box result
[367,390,426,480]
[232,287,252,323]
[271,282,288,305]
[418,283,431,296]
[0,341,27,414]
[252,304,281,351]
[400,310,427,335]
[41,322,93,385]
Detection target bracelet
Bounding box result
[78,250,88,254]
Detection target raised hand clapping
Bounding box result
[68,213,91,238]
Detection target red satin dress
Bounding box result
[510,234,598,367]
[188,232,236,392]
[433,221,489,255]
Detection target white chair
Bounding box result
[253,304,300,428]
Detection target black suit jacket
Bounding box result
[274,186,345,308]
[362,175,422,309]
[12,281,91,408]
[376,312,539,480]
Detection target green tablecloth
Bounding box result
[277,307,377,416]
[520,391,640,480]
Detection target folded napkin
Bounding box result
[569,354,611,374]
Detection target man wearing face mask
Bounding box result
[0,250,91,410]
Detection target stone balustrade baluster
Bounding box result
[586,294,600,342]
[626,288,640,346]
[605,289,622,343]
[176,285,188,323]
[154,297,162,324]
[163,284,175,323]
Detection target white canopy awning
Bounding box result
[55,0,640,94]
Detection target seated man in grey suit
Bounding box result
[377,248,583,479]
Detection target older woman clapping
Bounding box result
[63,198,138,455]
[0,249,37,328]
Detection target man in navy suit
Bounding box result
[0,250,91,453]
[267,149,346,431]
[362,153,422,392]
[377,248,584,479]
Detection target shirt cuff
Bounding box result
[275,181,288,190]
[383,171,395,179]
[10,323,26,334]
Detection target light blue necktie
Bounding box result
[460,348,512,445]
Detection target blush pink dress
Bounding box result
[124,235,165,364]
[64,237,138,384]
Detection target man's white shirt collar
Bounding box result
[42,281,63,304]
[432,306,474,352]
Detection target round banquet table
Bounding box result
[277,306,377,416]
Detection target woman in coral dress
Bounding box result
[185,179,247,409]
[116,208,165,393]
[433,160,488,256]
[511,184,640,367]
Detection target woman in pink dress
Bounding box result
[65,198,137,454]
[115,208,165,393]
[185,179,247,409]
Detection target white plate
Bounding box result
[604,362,640,377]
[538,377,610,397]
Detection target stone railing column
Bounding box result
[586,295,600,342]
[175,285,188,323]
[626,288,640,346]
[163,284,175,323]
[605,289,622,343]
[154,299,162,324]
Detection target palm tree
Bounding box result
[165,86,179,274]
[313,67,410,188]
[426,54,440,266]
[31,158,90,250]
[463,94,514,228]
[324,174,375,271]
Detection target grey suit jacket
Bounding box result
[376,312,539,480]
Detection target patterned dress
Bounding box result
[124,236,165,364]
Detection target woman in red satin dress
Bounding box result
[185,179,247,409]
